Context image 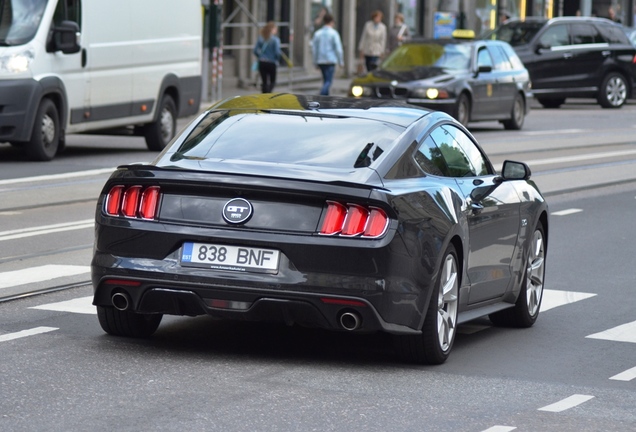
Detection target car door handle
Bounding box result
[602,50,611,57]
[562,52,573,59]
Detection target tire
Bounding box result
[454,93,470,127]
[502,93,525,130]
[97,305,163,338]
[489,221,546,328]
[597,72,627,108]
[24,99,60,161]
[394,244,459,365]
[144,94,177,151]
[537,98,565,109]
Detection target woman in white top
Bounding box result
[358,10,387,73]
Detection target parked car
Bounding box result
[485,17,636,108]
[91,93,549,365]
[348,33,532,130]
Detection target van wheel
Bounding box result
[25,99,60,161]
[598,72,627,108]
[144,95,177,151]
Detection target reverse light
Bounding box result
[319,201,389,238]
[105,185,161,220]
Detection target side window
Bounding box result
[596,23,630,44]
[539,25,569,48]
[429,126,475,177]
[53,0,82,28]
[477,47,494,69]
[415,136,448,176]
[501,43,525,70]
[571,23,603,45]
[442,125,490,176]
[487,45,512,70]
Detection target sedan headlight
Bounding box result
[0,49,35,73]
[411,88,450,99]
[351,85,373,98]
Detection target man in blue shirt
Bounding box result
[311,14,344,96]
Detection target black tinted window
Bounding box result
[415,136,448,176]
[428,125,490,177]
[571,23,604,44]
[539,24,570,47]
[597,23,631,44]
[171,111,402,170]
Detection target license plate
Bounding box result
[181,242,280,273]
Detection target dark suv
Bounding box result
[486,17,636,108]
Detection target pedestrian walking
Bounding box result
[387,13,410,54]
[311,13,344,96]
[253,21,281,93]
[358,10,387,72]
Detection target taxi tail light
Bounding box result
[105,185,161,220]
[319,201,389,238]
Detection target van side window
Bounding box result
[539,24,569,48]
[53,0,82,29]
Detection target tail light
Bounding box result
[105,185,161,220]
[319,201,389,238]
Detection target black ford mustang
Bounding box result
[92,93,548,364]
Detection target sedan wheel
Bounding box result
[502,93,525,130]
[490,221,546,327]
[598,72,627,108]
[394,244,459,364]
[454,93,470,127]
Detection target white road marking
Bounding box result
[538,394,595,412]
[0,265,90,290]
[0,326,58,343]
[525,149,636,167]
[551,208,583,216]
[523,129,585,136]
[30,296,96,315]
[481,426,516,432]
[0,168,114,186]
[540,289,596,312]
[586,320,636,344]
[0,220,94,242]
[610,366,636,382]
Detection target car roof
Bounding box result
[208,93,432,128]
[503,16,620,26]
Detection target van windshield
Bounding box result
[0,0,48,46]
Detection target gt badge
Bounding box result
[223,198,253,224]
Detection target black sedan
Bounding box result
[92,94,549,364]
[349,36,532,129]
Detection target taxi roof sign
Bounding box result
[452,29,475,39]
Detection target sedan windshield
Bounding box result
[382,43,471,70]
[169,111,402,170]
[0,0,48,46]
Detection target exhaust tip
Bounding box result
[112,292,131,311]
[339,311,362,331]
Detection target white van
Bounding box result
[0,0,202,161]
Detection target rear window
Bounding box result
[169,111,403,169]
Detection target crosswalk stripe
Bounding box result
[0,326,58,343]
[538,394,594,412]
[540,289,596,312]
[586,320,636,344]
[610,366,636,381]
[0,265,90,290]
[30,296,96,315]
[0,220,94,242]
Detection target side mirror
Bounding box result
[48,20,81,54]
[502,160,531,180]
[535,43,549,54]
[476,65,492,74]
